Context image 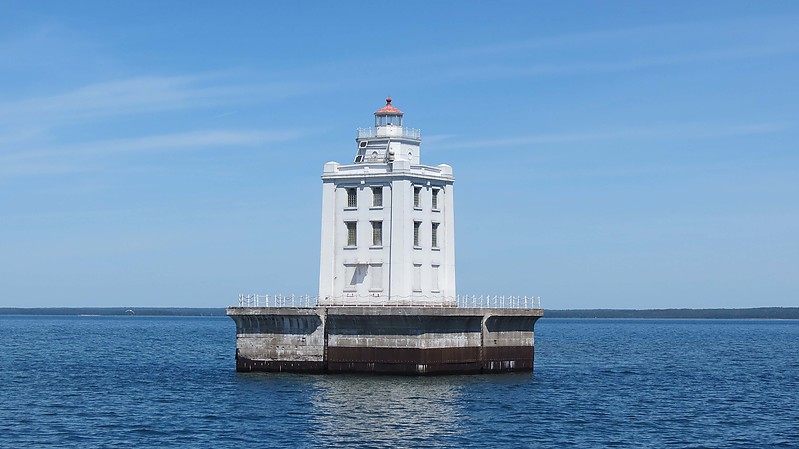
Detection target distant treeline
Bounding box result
[1,307,798,319]
[0,308,226,316]
[546,307,799,319]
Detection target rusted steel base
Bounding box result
[325,346,533,374]
[228,306,542,375]
[236,358,326,373]
[236,352,534,374]
[482,346,535,372]
[327,346,481,374]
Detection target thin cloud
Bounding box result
[0,129,305,176]
[422,134,458,144]
[0,74,328,126]
[433,122,792,150]
[446,15,799,58]
[372,15,799,84]
[0,162,87,177]
[0,128,48,147]
[442,44,799,79]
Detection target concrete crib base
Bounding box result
[227,306,543,375]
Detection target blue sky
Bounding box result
[1,1,797,308]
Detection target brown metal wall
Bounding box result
[230,308,541,375]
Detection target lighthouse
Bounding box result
[318,98,456,306]
[227,98,543,375]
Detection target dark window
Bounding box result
[346,221,357,246]
[372,221,382,246]
[347,188,357,208]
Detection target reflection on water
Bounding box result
[309,375,468,448]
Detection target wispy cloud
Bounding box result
[444,15,799,57]
[0,74,327,126]
[380,15,799,82]
[0,129,305,177]
[0,24,103,71]
[441,44,799,79]
[0,128,48,147]
[432,122,792,150]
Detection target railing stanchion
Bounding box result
[234,292,540,310]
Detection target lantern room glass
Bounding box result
[376,114,402,127]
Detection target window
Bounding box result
[431,223,439,248]
[344,265,356,291]
[346,221,357,247]
[347,188,357,208]
[371,221,382,246]
[413,264,422,292]
[345,264,366,290]
[413,221,421,247]
[372,186,383,207]
[413,186,421,208]
[370,264,383,290]
[431,265,440,292]
[431,189,439,210]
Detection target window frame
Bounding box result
[346,188,357,209]
[371,186,383,208]
[412,263,422,292]
[371,220,383,247]
[345,221,357,247]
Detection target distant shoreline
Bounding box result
[544,307,799,319]
[1,307,798,319]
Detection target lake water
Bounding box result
[1,316,797,448]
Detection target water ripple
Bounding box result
[1,316,797,448]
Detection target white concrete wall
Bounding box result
[318,108,454,306]
[318,162,455,305]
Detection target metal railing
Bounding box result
[238,294,317,308]
[236,294,541,309]
[357,127,421,139]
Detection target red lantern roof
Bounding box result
[375,97,403,115]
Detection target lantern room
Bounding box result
[374,97,403,127]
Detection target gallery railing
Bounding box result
[356,127,421,139]
[236,294,542,309]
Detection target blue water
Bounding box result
[1,317,797,448]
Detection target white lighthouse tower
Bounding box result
[318,98,456,306]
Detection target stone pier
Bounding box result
[227,306,543,374]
